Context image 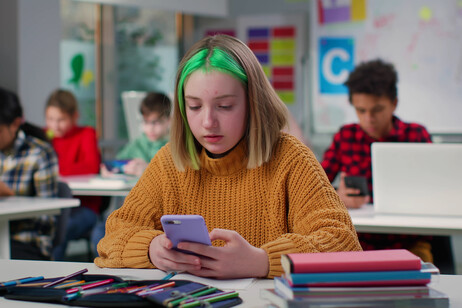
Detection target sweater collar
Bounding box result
[199,139,248,176]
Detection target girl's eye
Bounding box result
[219,105,232,110]
[188,105,200,111]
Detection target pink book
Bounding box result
[281,249,422,274]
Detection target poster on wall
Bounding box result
[237,14,306,109]
[310,0,462,134]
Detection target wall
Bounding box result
[0,0,61,126]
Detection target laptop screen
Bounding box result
[372,143,462,217]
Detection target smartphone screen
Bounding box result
[344,176,369,196]
[161,215,211,253]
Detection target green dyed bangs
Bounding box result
[177,47,248,169]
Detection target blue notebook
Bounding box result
[285,269,431,287]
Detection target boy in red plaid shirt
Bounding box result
[321,59,433,262]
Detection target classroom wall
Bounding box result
[0,0,60,127]
[0,1,19,92]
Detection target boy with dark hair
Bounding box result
[0,87,59,260]
[320,59,433,261]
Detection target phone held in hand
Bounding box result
[160,215,212,254]
[103,160,129,173]
[344,175,369,197]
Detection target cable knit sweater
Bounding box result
[95,133,361,278]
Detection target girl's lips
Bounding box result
[204,135,223,143]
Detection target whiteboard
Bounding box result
[310,0,462,134]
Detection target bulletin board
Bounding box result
[310,0,462,134]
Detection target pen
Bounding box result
[66,278,114,294]
[0,276,44,287]
[179,291,239,308]
[161,271,178,280]
[43,268,88,288]
[135,281,175,296]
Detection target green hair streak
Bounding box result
[177,47,248,169]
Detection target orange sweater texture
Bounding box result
[95,134,361,277]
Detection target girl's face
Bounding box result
[45,106,77,138]
[184,70,248,156]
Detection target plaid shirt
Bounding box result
[0,130,59,257]
[321,116,432,200]
[321,116,432,252]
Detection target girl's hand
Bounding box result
[336,172,370,209]
[176,228,269,279]
[149,234,203,272]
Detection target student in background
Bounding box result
[93,92,172,254]
[320,59,433,261]
[0,87,59,260]
[44,89,102,260]
[106,92,171,177]
[95,35,361,279]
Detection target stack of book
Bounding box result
[261,249,449,307]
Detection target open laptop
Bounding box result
[372,143,462,217]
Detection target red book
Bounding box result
[281,249,422,274]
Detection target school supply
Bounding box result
[266,249,446,307]
[283,269,431,287]
[372,143,462,217]
[0,269,242,307]
[281,249,422,274]
[260,287,449,308]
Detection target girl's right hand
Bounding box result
[148,234,202,272]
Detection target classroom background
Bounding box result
[1,0,462,268]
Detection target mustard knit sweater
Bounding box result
[95,133,361,277]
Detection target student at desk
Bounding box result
[93,92,172,255]
[44,89,103,260]
[320,59,433,261]
[95,34,361,279]
[0,87,59,260]
[103,92,171,177]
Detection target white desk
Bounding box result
[0,260,461,307]
[349,204,462,274]
[60,174,137,197]
[0,197,80,260]
[349,204,462,236]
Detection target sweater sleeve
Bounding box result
[94,147,168,268]
[261,138,362,278]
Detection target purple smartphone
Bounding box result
[160,215,212,253]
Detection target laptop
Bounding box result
[372,143,462,217]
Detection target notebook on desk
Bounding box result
[372,143,462,217]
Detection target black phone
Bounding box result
[344,176,369,197]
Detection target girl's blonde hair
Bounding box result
[171,35,288,171]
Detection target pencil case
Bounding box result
[3,277,242,308]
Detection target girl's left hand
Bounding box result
[177,228,269,279]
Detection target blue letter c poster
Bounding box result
[319,37,354,94]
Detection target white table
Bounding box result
[0,197,80,260]
[349,204,462,236]
[349,204,462,274]
[60,174,136,197]
[0,260,461,307]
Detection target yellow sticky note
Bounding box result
[351,0,366,21]
[271,53,295,66]
[276,91,295,104]
[271,39,295,51]
[419,6,432,21]
[261,65,271,78]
